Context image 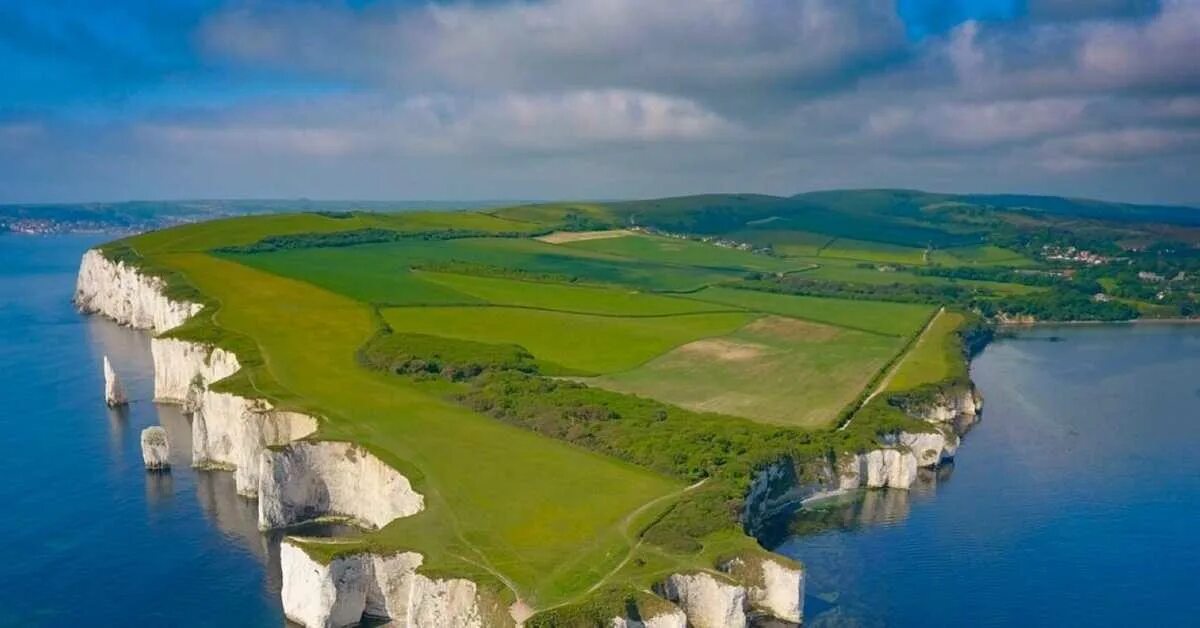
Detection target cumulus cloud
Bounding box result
[201,0,908,107]
[2,0,1198,204]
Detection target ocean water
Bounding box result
[774,324,1200,626]
[0,235,286,627]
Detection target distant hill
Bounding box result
[599,190,1200,249]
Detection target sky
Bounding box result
[0,0,1197,205]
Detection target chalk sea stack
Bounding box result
[103,355,127,407]
[140,426,170,470]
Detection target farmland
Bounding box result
[592,315,903,428]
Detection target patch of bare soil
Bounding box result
[676,338,767,362]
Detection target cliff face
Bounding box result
[610,608,687,628]
[743,382,983,539]
[258,440,424,530]
[279,541,501,628]
[655,572,747,628]
[75,249,201,333]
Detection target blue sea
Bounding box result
[0,235,283,627]
[775,324,1200,626]
[2,235,1198,626]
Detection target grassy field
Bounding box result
[380,305,754,374]
[886,310,967,391]
[592,316,903,428]
[727,228,832,257]
[788,256,1042,294]
[931,244,1035,267]
[227,237,740,296]
[414,270,732,316]
[686,286,933,336]
[817,237,929,265]
[162,252,683,607]
[559,233,813,273]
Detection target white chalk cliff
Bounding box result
[279,541,499,628]
[140,426,170,470]
[103,355,128,407]
[610,606,687,628]
[258,440,424,530]
[656,572,747,628]
[75,249,201,333]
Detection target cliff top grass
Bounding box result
[101,206,979,618]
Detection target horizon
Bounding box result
[2,1,1198,205]
[4,187,1200,211]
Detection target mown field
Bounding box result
[886,310,968,391]
[592,315,904,428]
[559,233,814,273]
[686,286,933,336]
[381,305,754,375]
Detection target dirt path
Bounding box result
[535,478,709,614]
[841,306,945,431]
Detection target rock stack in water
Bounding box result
[141,426,170,470]
[103,356,127,407]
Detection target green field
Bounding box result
[560,233,812,272]
[381,305,754,374]
[817,237,929,265]
[592,315,903,428]
[886,310,967,391]
[931,244,1035,267]
[686,286,933,336]
[414,270,730,316]
[226,237,739,296]
[164,252,682,607]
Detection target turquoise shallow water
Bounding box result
[774,324,1200,626]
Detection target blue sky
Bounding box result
[0,0,1196,204]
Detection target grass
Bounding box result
[727,229,833,257]
[886,310,968,391]
[222,247,484,306]
[161,251,683,607]
[931,244,1035,267]
[560,233,812,273]
[591,315,904,428]
[685,286,934,337]
[225,237,740,296]
[818,237,929,265]
[380,306,755,374]
[788,256,1041,294]
[414,270,732,316]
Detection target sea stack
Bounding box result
[141,426,170,470]
[103,356,128,407]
